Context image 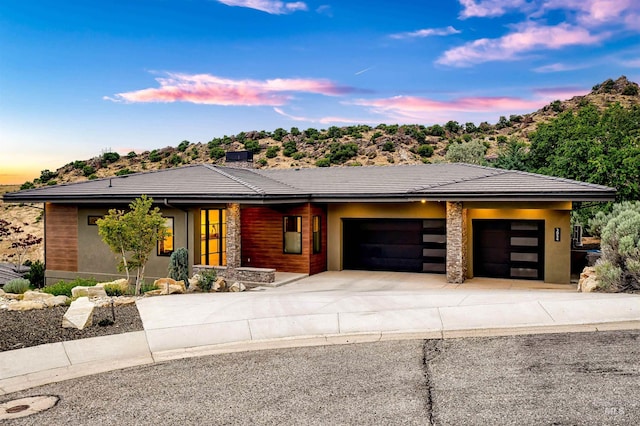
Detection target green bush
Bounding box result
[382,141,395,152]
[177,140,190,152]
[115,168,132,176]
[282,140,298,157]
[43,278,98,297]
[168,247,189,284]
[315,158,330,167]
[595,203,640,291]
[4,278,31,294]
[327,142,358,164]
[25,260,45,288]
[82,165,96,177]
[265,146,280,158]
[588,201,640,238]
[198,269,217,292]
[103,284,124,296]
[210,147,226,160]
[291,152,305,160]
[417,144,434,158]
[140,282,158,293]
[101,151,120,164]
[20,181,35,190]
[445,140,487,165]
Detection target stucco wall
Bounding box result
[465,201,572,284]
[327,202,447,271]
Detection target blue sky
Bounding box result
[1,0,639,184]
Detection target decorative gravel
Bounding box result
[0,304,143,352]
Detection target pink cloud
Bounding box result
[542,0,638,27]
[273,107,378,124]
[437,22,604,67]
[105,73,353,106]
[390,26,460,40]
[458,0,528,18]
[217,0,307,14]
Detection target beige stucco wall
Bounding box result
[327,201,447,271]
[70,206,194,283]
[464,201,572,284]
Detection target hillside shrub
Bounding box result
[445,140,487,165]
[382,141,395,152]
[417,144,434,158]
[316,158,330,167]
[291,152,304,160]
[20,181,35,190]
[283,140,298,157]
[43,278,98,297]
[595,203,640,292]
[265,146,279,158]
[177,140,190,152]
[210,147,226,160]
[101,151,120,164]
[327,142,358,164]
[3,278,31,294]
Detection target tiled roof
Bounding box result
[3,163,615,203]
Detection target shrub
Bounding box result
[265,146,280,158]
[82,165,96,177]
[273,128,288,142]
[382,141,395,152]
[127,151,137,159]
[210,147,226,160]
[168,154,182,166]
[25,260,45,288]
[177,140,190,152]
[102,151,120,164]
[20,181,35,190]
[4,278,31,294]
[282,140,298,157]
[103,284,124,296]
[168,247,189,284]
[291,152,304,160]
[244,140,261,153]
[588,201,640,238]
[149,150,162,162]
[445,140,487,165]
[115,168,132,176]
[257,158,268,166]
[140,282,158,293]
[315,158,330,167]
[198,269,217,292]
[595,203,640,291]
[327,142,358,164]
[43,278,98,297]
[417,144,434,158]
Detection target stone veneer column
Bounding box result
[226,203,241,279]
[446,201,467,284]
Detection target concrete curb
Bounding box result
[2,320,640,395]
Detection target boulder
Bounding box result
[44,295,69,307]
[213,277,226,292]
[153,278,186,294]
[144,289,164,296]
[62,297,95,330]
[22,290,55,301]
[228,282,246,292]
[8,301,45,311]
[577,266,599,292]
[96,278,130,292]
[0,288,4,296]
[71,286,108,298]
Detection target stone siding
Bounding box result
[193,265,276,284]
[446,201,467,283]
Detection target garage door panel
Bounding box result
[473,220,544,280]
[344,218,445,274]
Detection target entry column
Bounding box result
[446,201,467,283]
[226,203,241,279]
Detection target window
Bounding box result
[283,216,302,254]
[312,215,321,254]
[158,217,174,256]
[201,209,227,265]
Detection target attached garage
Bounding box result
[343,219,446,273]
[472,219,544,280]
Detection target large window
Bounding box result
[283,216,302,254]
[201,209,227,265]
[158,217,174,256]
[313,215,321,254]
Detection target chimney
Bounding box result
[224,150,254,169]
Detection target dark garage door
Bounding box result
[343,219,446,273]
[473,220,544,280]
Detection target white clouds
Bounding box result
[458,0,529,18]
[438,22,603,67]
[216,0,307,15]
[390,26,460,40]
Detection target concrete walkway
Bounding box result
[2,271,640,395]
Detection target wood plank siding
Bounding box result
[241,203,327,275]
[45,203,78,272]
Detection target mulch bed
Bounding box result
[0,304,143,352]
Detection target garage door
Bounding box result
[473,220,544,280]
[343,219,446,273]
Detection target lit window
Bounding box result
[313,215,321,254]
[158,217,174,256]
[283,216,302,254]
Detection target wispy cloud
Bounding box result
[354,66,375,76]
[216,0,307,15]
[533,62,588,73]
[390,26,460,40]
[105,72,354,106]
[541,0,638,27]
[273,107,378,124]
[621,58,640,68]
[437,22,604,67]
[458,0,529,19]
[349,88,585,122]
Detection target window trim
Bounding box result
[283,216,302,254]
[157,217,175,256]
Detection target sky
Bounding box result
[1,0,639,184]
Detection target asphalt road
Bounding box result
[3,330,640,425]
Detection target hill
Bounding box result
[2,76,639,265]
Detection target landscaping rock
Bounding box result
[229,282,246,292]
[187,274,203,292]
[153,277,186,294]
[577,266,599,292]
[213,277,226,292]
[22,290,55,301]
[0,288,4,296]
[62,297,95,330]
[43,295,69,307]
[96,278,130,292]
[71,285,108,298]
[8,300,45,311]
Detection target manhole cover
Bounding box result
[0,395,59,420]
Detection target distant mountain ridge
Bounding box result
[16,76,640,189]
